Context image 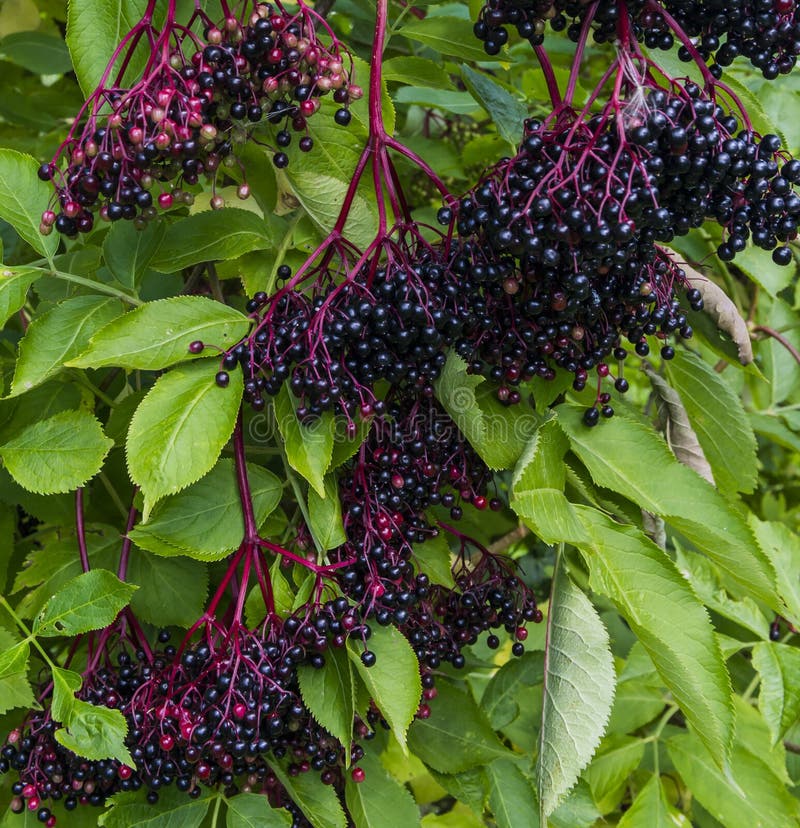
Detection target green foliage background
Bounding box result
[0,0,799,826]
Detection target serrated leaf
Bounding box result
[69,296,251,370]
[9,296,123,396]
[0,149,58,259]
[0,266,43,328]
[344,748,421,828]
[128,459,281,561]
[536,558,615,819]
[461,65,527,147]
[126,361,243,513]
[557,405,777,607]
[35,569,137,636]
[297,645,354,754]
[66,0,150,95]
[643,363,715,485]
[749,517,800,628]
[664,351,758,494]
[267,761,346,828]
[103,220,165,289]
[226,793,293,828]
[435,352,535,470]
[408,680,510,773]
[0,409,112,494]
[149,208,271,272]
[307,475,346,551]
[482,651,544,730]
[349,624,421,752]
[584,734,646,813]
[0,640,34,715]
[98,788,212,828]
[275,384,334,498]
[486,759,539,828]
[752,642,800,744]
[574,507,734,763]
[127,552,208,627]
[668,732,800,828]
[616,775,690,827]
[412,533,455,589]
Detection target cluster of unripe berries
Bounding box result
[474,0,800,79]
[38,2,360,238]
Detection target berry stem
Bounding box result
[117,488,139,582]
[233,411,258,542]
[75,488,90,574]
[534,45,562,108]
[564,0,599,107]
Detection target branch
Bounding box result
[488,524,530,555]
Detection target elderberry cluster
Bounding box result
[39,1,359,237]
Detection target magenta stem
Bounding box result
[233,410,258,542]
[565,1,598,106]
[117,487,139,581]
[534,45,562,108]
[76,488,90,573]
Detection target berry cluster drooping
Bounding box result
[39,1,359,237]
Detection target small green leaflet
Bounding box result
[486,759,539,828]
[0,266,45,328]
[298,646,355,760]
[583,734,646,813]
[0,409,113,494]
[616,775,690,827]
[102,220,166,288]
[275,384,334,498]
[752,642,800,744]
[408,680,510,773]
[482,651,544,731]
[52,667,133,765]
[0,639,34,715]
[412,533,455,588]
[68,296,251,370]
[149,208,272,272]
[126,552,208,628]
[461,65,527,148]
[399,17,503,62]
[268,760,347,828]
[749,517,800,627]
[0,31,73,75]
[128,459,282,561]
[35,569,137,636]
[0,149,59,259]
[307,475,347,551]
[349,624,421,753]
[9,296,124,396]
[345,749,421,828]
[536,557,615,820]
[98,788,213,828]
[226,793,293,827]
[126,361,243,515]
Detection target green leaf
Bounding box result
[51,666,133,765]
[0,640,34,715]
[128,459,282,561]
[399,17,503,62]
[382,56,452,89]
[583,735,646,813]
[126,361,243,513]
[226,793,293,828]
[98,789,212,828]
[412,533,455,589]
[668,731,800,828]
[536,558,615,819]
[461,65,527,147]
[665,351,758,494]
[297,645,354,753]
[66,0,150,96]
[0,31,72,75]
[283,170,377,252]
[349,624,421,753]
[486,759,539,828]
[9,296,123,396]
[103,220,166,289]
[307,475,346,551]
[267,761,346,828]
[752,642,800,744]
[574,507,734,763]
[127,552,208,627]
[606,679,665,735]
[0,266,44,327]
[749,517,800,628]
[616,775,690,827]
[328,415,372,470]
[275,384,334,498]
[149,209,272,272]
[557,404,777,607]
[35,569,137,636]
[482,651,544,730]
[344,749,421,828]
[0,409,113,494]
[0,150,58,259]
[435,352,535,470]
[408,680,510,773]
[69,296,251,370]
